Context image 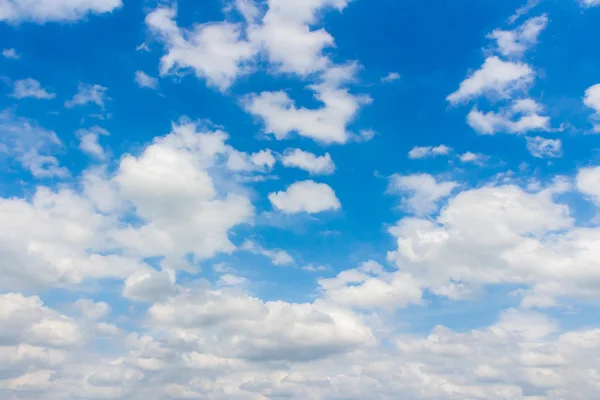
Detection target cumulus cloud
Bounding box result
[76,126,109,159]
[388,173,458,215]
[577,166,600,205]
[381,72,400,82]
[0,0,122,24]
[488,14,548,57]
[526,136,562,158]
[268,180,341,214]
[280,148,335,175]
[2,48,20,59]
[65,83,109,109]
[10,78,55,99]
[584,83,600,132]
[408,144,452,159]
[146,7,257,92]
[447,56,534,104]
[134,71,158,89]
[467,98,550,135]
[459,151,487,164]
[244,63,371,144]
[0,110,68,177]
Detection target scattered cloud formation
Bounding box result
[76,126,110,159]
[467,98,550,134]
[241,240,294,266]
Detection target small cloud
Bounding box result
[408,145,452,159]
[381,72,400,83]
[65,82,109,109]
[459,151,488,165]
[10,78,55,100]
[2,48,20,60]
[526,136,562,158]
[135,71,158,89]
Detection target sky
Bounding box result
[1,0,600,399]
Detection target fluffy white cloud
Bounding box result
[74,299,111,320]
[447,56,534,104]
[2,48,20,59]
[122,269,178,303]
[526,136,562,158]
[244,63,371,144]
[280,148,335,175]
[381,72,400,82]
[386,179,600,304]
[241,239,294,266]
[459,151,487,164]
[0,0,122,23]
[488,15,548,57]
[576,166,600,205]
[226,148,276,173]
[408,144,452,159]
[467,98,550,135]
[247,0,350,76]
[584,83,600,132]
[146,7,257,91]
[10,78,55,99]
[269,180,341,214]
[319,261,422,309]
[76,126,109,159]
[388,173,458,215]
[65,83,108,109]
[0,110,68,177]
[134,71,158,89]
[581,0,600,7]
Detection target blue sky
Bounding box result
[2,0,600,399]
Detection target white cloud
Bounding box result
[226,148,276,173]
[247,0,350,76]
[576,166,600,205]
[76,126,109,159]
[10,78,55,99]
[388,173,458,215]
[2,48,20,59]
[0,110,68,177]
[581,0,600,7]
[0,0,122,23]
[134,71,158,89]
[241,240,294,266]
[269,180,341,214]
[385,180,600,305]
[319,261,422,310]
[122,269,178,303]
[459,151,487,164]
[488,15,548,57]
[584,83,600,132]
[74,299,111,320]
[508,0,541,24]
[146,7,257,92]
[408,145,452,159]
[447,56,534,104]
[467,98,550,135]
[244,63,371,144]
[381,72,400,82]
[526,136,562,158]
[280,148,335,175]
[65,83,108,109]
